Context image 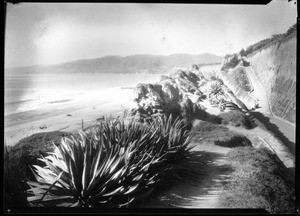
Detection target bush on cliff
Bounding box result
[241,24,296,57]
[221,54,240,71]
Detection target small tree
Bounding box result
[239,48,246,57]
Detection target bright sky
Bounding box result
[5,0,297,67]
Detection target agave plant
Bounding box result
[27,115,192,207]
[209,81,224,97]
[148,115,193,160]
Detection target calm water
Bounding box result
[5,72,161,125]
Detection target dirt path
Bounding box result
[140,121,234,208]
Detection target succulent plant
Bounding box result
[27,115,192,207]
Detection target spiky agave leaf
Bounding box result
[27,115,192,207]
[27,129,153,207]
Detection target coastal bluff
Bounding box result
[129,65,251,126]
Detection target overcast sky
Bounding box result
[5,0,297,67]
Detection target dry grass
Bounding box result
[190,120,251,148]
[219,146,295,213]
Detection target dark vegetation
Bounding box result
[219,146,295,213]
[214,135,251,148]
[4,145,29,209]
[4,131,73,209]
[190,120,251,148]
[221,53,240,71]
[8,131,72,180]
[219,110,254,129]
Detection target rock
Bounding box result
[131,67,206,122]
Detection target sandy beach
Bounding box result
[4,71,163,146]
[4,87,137,146]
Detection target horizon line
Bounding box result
[5,52,224,69]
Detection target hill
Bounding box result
[6,53,222,74]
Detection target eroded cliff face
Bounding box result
[131,66,250,125]
[131,69,205,124]
[247,32,296,123]
[216,66,257,109]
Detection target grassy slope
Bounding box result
[8,131,73,181]
[190,120,251,148]
[218,146,295,213]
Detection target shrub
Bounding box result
[9,131,72,181]
[219,110,253,129]
[4,145,29,209]
[214,135,251,148]
[239,48,246,57]
[27,115,192,207]
[190,120,250,148]
[221,54,240,71]
[285,23,296,36]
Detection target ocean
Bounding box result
[5,72,162,128]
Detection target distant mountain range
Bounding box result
[6,53,223,74]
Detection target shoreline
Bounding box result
[4,88,137,146]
